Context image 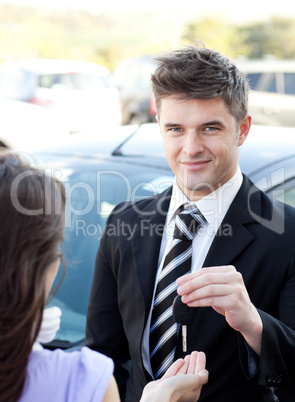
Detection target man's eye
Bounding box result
[170,127,182,132]
[204,127,219,133]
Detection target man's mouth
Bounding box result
[181,160,210,171]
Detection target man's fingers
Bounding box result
[177,266,237,287]
[177,273,237,297]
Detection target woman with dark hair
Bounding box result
[0,150,208,402]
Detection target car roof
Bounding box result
[33,123,163,157]
[0,98,69,149]
[1,59,109,76]
[33,123,295,180]
[236,57,295,73]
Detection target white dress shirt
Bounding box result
[142,167,244,376]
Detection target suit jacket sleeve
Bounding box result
[239,253,295,392]
[85,207,130,400]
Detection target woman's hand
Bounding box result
[140,351,208,402]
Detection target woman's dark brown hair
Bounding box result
[0,150,66,402]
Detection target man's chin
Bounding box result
[180,182,215,200]
[181,180,215,193]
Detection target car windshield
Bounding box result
[39,73,109,91]
[35,154,174,347]
[0,65,35,99]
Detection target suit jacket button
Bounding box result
[273,374,282,384]
[277,375,282,384]
[266,372,274,383]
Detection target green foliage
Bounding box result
[236,17,295,58]
[0,5,173,70]
[182,15,295,60]
[182,17,241,58]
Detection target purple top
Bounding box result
[19,346,114,402]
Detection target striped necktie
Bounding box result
[149,205,206,379]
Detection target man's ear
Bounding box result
[156,115,159,123]
[238,113,251,147]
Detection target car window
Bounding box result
[262,72,277,93]
[245,72,277,93]
[0,65,35,100]
[39,73,108,90]
[270,179,295,208]
[246,73,262,90]
[116,61,140,92]
[284,73,295,95]
[136,61,156,92]
[112,57,155,93]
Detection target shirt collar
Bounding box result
[167,167,243,228]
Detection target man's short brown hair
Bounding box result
[151,46,249,125]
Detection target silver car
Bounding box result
[0,59,122,133]
[237,58,295,127]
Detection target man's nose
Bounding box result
[183,131,204,157]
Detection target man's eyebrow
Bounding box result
[164,122,181,128]
[163,120,226,129]
[200,120,225,127]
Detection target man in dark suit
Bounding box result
[86,46,295,401]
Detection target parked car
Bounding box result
[32,124,173,349]
[112,55,295,128]
[0,98,69,149]
[27,122,295,351]
[111,55,157,125]
[0,59,122,133]
[236,58,295,127]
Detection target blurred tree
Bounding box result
[182,17,245,59]
[1,4,295,72]
[0,5,172,69]
[182,15,295,60]
[236,17,295,58]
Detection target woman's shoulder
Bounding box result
[30,345,113,370]
[20,347,114,402]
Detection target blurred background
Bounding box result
[1,0,295,145]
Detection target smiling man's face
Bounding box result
[157,96,251,201]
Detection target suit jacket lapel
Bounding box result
[131,186,172,321]
[204,175,261,267]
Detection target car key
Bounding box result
[172,295,196,352]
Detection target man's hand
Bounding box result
[177,266,263,355]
